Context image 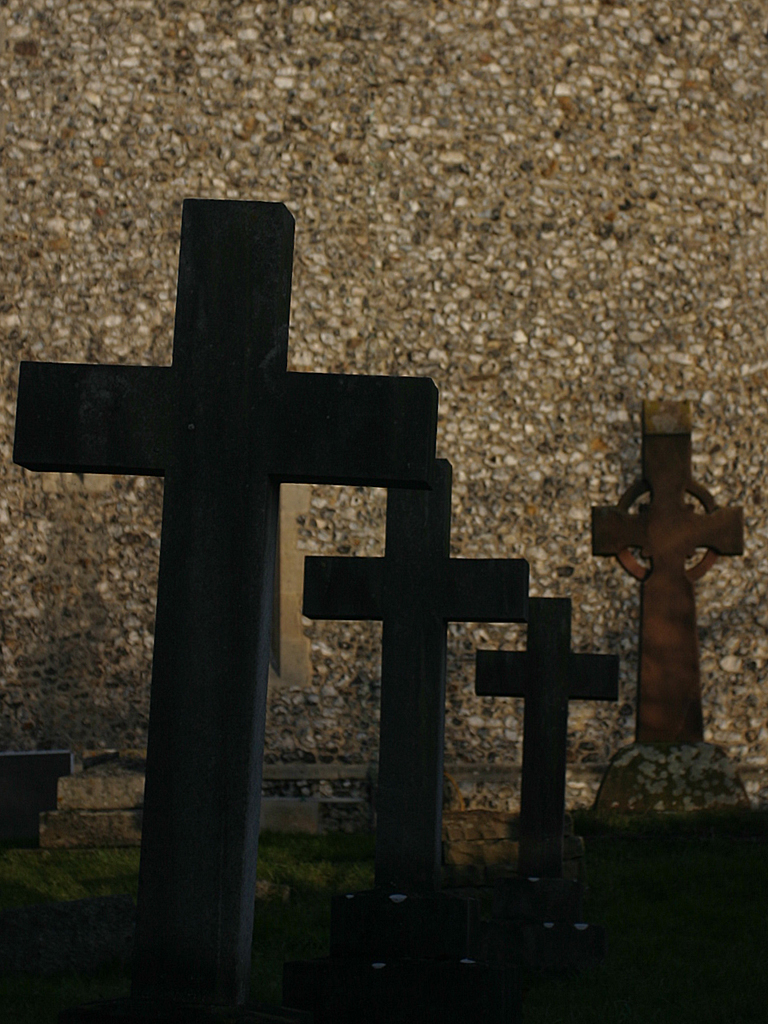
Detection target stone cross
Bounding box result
[475,597,618,878]
[13,200,438,1014]
[591,400,743,743]
[302,458,529,891]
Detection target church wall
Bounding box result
[2,0,767,809]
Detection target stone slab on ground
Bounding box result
[441,809,585,886]
[41,799,324,847]
[58,772,145,812]
[282,955,521,1024]
[260,798,320,834]
[0,895,135,975]
[594,742,751,814]
[41,808,144,848]
[43,748,338,845]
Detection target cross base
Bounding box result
[282,955,521,1024]
[594,743,750,814]
[58,999,311,1024]
[492,876,585,922]
[482,919,606,974]
[480,877,605,974]
[329,888,481,959]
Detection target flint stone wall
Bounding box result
[2,0,767,810]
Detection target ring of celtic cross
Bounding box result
[614,477,719,583]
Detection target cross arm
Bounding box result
[475,649,529,698]
[476,648,619,701]
[442,558,529,623]
[13,362,175,476]
[592,506,647,555]
[568,653,619,700]
[303,556,385,620]
[689,507,744,556]
[276,373,438,488]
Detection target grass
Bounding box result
[1,811,767,1023]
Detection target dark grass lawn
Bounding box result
[1,810,767,1023]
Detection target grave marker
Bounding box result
[476,598,618,878]
[592,400,743,742]
[14,200,438,1022]
[300,458,528,890]
[283,458,527,1022]
[475,597,617,974]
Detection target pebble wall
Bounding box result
[2,0,767,808]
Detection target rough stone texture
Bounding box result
[441,809,585,885]
[40,806,143,847]
[39,748,373,842]
[593,740,751,813]
[2,0,767,812]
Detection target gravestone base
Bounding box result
[283,888,521,1022]
[58,999,311,1023]
[329,888,481,959]
[282,956,520,1024]
[492,875,584,922]
[441,810,585,887]
[594,743,750,814]
[482,919,605,974]
[481,876,604,974]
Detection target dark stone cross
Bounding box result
[301,458,529,891]
[13,200,439,1018]
[591,400,743,743]
[475,598,618,878]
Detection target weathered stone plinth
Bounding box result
[40,749,328,847]
[329,888,481,959]
[441,810,585,887]
[58,998,311,1023]
[283,956,519,1024]
[594,743,750,814]
[481,876,605,974]
[283,889,521,1023]
[40,751,146,849]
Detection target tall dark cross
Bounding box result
[13,200,439,1011]
[591,400,743,743]
[303,458,529,892]
[476,598,618,878]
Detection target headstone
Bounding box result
[594,741,750,814]
[591,400,747,814]
[14,199,438,1023]
[283,459,527,1023]
[475,597,618,973]
[591,400,743,743]
[0,749,73,843]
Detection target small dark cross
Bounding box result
[303,458,529,891]
[592,400,743,743]
[13,201,439,1010]
[476,598,618,878]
